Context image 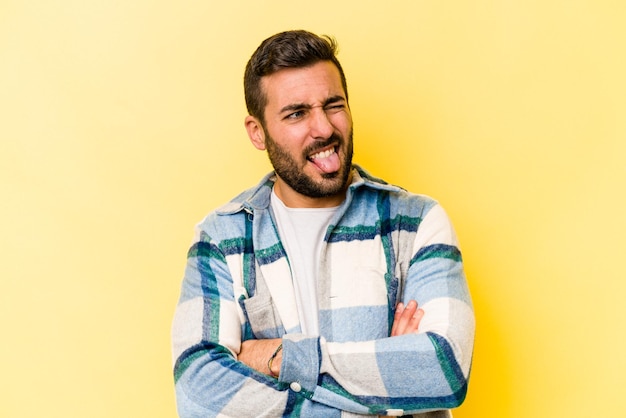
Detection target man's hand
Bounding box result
[391,300,424,336]
[238,338,282,377]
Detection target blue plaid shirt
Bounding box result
[172,166,475,417]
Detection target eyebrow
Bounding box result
[279,95,346,114]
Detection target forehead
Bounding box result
[261,61,345,109]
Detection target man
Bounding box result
[172,30,475,418]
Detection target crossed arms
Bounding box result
[239,300,425,377]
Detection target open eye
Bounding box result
[285,110,305,120]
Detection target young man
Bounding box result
[172,30,475,418]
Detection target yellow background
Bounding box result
[2,1,625,417]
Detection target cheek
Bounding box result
[279,129,311,151]
[267,129,306,156]
[330,112,352,133]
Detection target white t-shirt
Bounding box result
[270,190,338,336]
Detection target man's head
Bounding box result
[244,30,354,208]
[244,30,348,125]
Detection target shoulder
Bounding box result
[352,165,440,217]
[194,172,275,240]
[214,172,275,215]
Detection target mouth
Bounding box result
[307,145,337,162]
[306,144,341,174]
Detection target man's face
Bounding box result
[253,61,353,207]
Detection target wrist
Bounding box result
[267,342,283,378]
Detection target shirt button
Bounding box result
[289,382,302,392]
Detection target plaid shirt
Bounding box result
[172,166,475,418]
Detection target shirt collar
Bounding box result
[216,165,403,215]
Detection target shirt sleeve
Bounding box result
[172,223,357,417]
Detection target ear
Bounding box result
[245,115,266,150]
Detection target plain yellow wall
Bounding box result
[2,1,625,417]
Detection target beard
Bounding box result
[264,128,354,199]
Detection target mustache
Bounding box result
[303,133,343,156]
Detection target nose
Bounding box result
[309,108,334,139]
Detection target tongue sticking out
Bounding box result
[310,150,341,174]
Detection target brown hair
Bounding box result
[244,30,348,123]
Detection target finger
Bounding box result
[406,308,424,333]
[398,300,418,335]
[392,300,418,336]
[390,302,405,336]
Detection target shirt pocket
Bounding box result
[241,294,285,339]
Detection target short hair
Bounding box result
[244,30,349,123]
